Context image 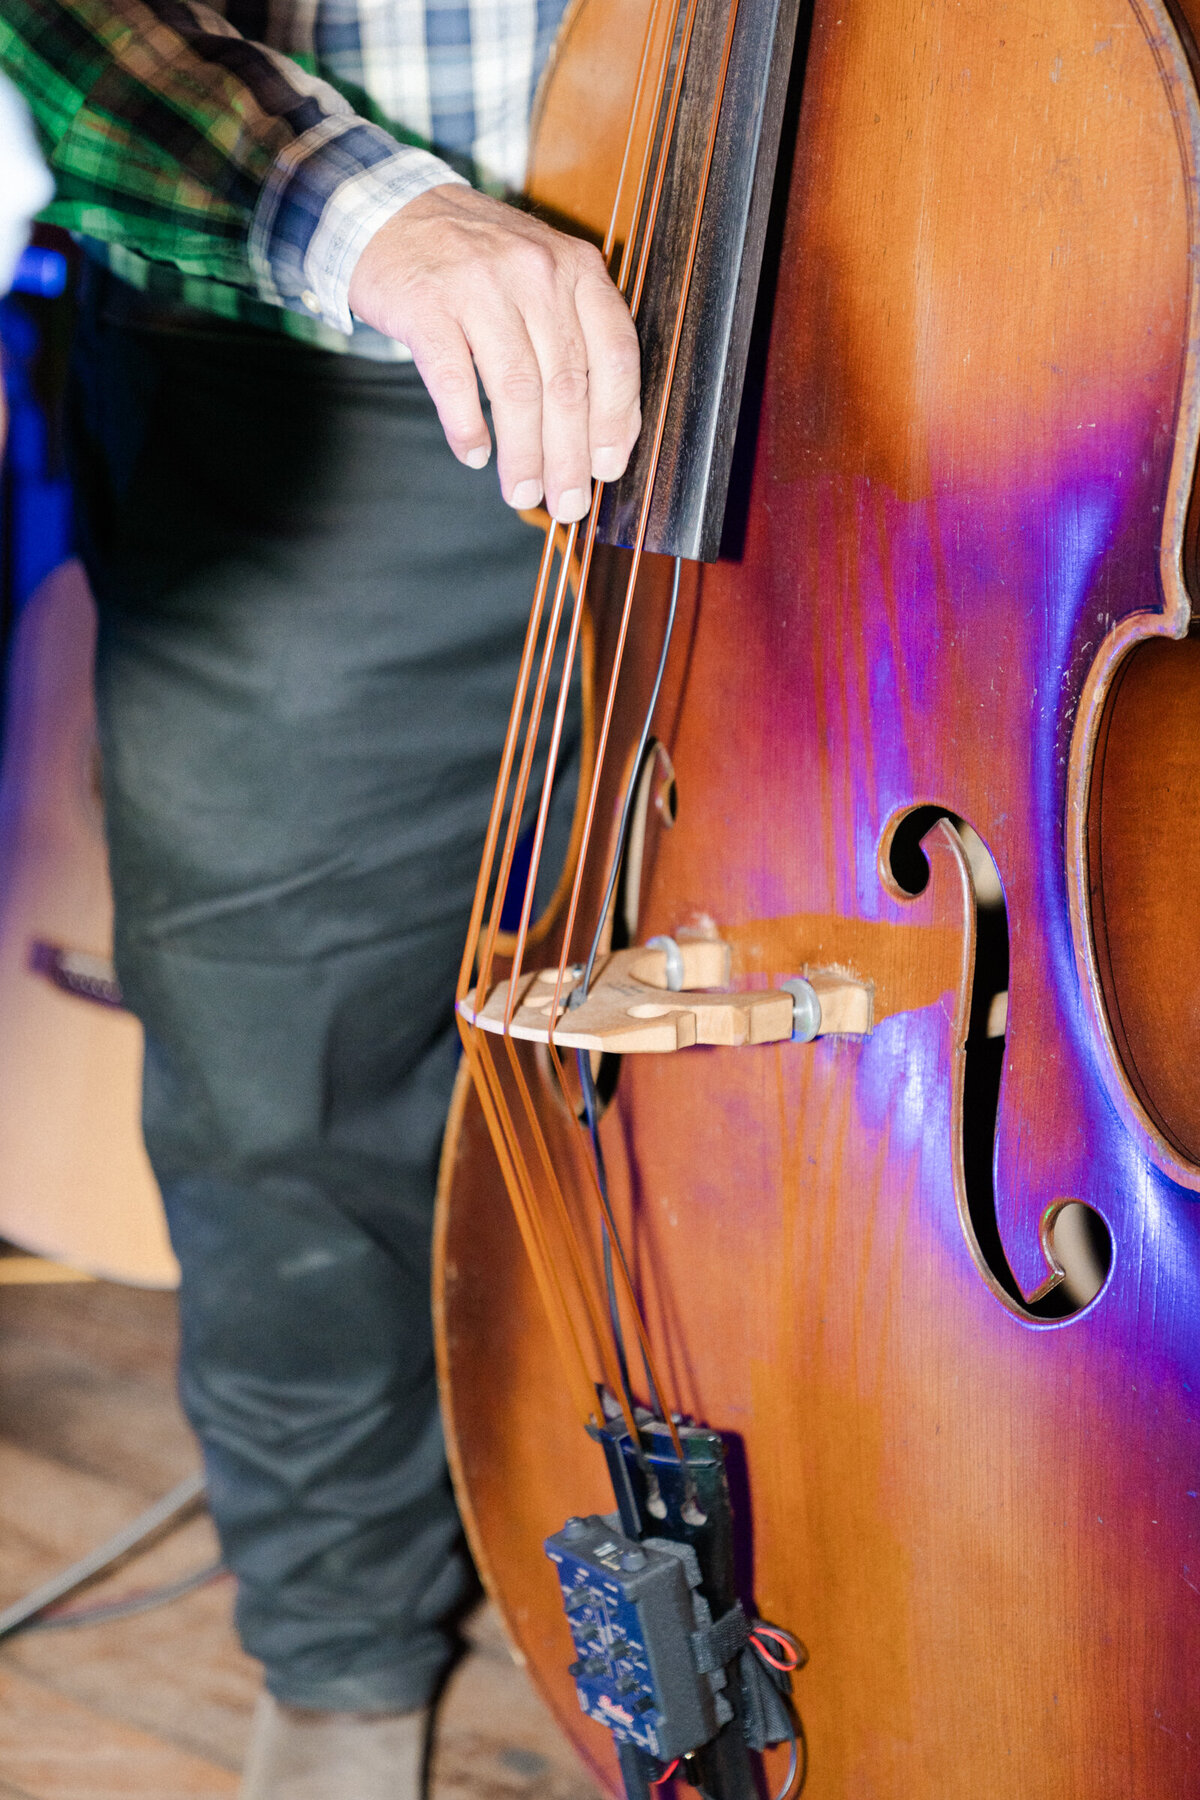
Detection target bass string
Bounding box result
[497,0,702,1026]
[453,556,616,1428]
[456,506,648,1439]
[539,554,685,1458]
[456,669,662,1440]
[469,14,705,1430]
[539,0,747,1437]
[452,537,607,1428]
[618,0,706,313]
[464,1006,650,1444]
[494,545,589,1016]
[456,549,641,1437]
[463,977,663,1444]
[541,0,745,1026]
[498,537,598,960]
[462,771,683,1449]
[544,1037,686,1448]
[476,533,580,1009]
[473,0,738,1433]
[474,994,676,1457]
[599,0,681,266]
[462,0,683,1009]
[464,559,658,1446]
[500,1032,644,1423]
[457,1032,601,1426]
[455,522,562,1009]
[475,0,692,1013]
[460,0,743,1440]
[458,0,694,1332]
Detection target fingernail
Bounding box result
[591,446,625,482]
[555,486,591,522]
[509,479,543,510]
[465,445,490,469]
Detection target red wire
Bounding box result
[650,1760,680,1785]
[41,1567,230,1624]
[750,1627,800,1672]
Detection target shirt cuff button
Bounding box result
[301,289,321,313]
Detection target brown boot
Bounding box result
[240,1692,429,1800]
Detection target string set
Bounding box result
[454,0,746,1459]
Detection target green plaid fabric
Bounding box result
[0,0,567,353]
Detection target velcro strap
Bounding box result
[691,1602,749,1674]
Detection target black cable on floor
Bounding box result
[17,1560,226,1632]
[0,1468,214,1641]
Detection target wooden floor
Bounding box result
[0,1278,602,1800]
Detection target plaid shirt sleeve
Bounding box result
[0,0,467,333]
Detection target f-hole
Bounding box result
[888,808,1112,1318]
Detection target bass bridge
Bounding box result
[459,935,873,1052]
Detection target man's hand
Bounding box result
[347,184,641,523]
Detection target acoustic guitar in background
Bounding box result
[0,555,176,1287]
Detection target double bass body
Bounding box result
[437,0,1200,1791]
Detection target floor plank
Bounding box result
[0,1666,239,1797]
[0,1285,180,1391]
[433,1620,602,1800]
[0,1292,190,1497]
[0,1438,186,1565]
[2,1515,258,1771]
[0,1279,601,1799]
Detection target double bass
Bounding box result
[436,0,1200,1789]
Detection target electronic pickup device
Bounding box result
[544,1513,736,1763]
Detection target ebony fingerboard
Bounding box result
[595,0,805,562]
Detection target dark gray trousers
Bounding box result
[68,267,543,1711]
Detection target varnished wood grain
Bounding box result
[439,0,1200,1791]
[723,910,962,1023]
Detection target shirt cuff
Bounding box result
[249,116,466,336]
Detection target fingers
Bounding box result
[466,298,551,512]
[462,241,592,521]
[408,318,492,470]
[466,243,641,523]
[493,243,594,521]
[532,321,593,524]
[518,242,641,520]
[574,249,642,484]
[348,189,643,518]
